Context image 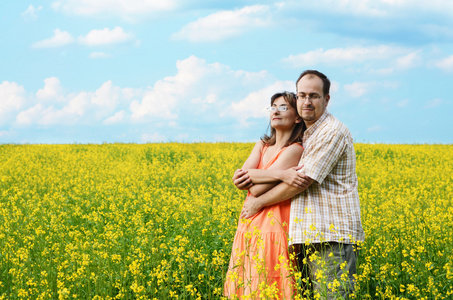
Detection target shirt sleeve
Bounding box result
[301,128,348,184]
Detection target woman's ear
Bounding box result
[295,116,302,123]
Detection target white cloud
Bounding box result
[279,0,390,18]
[32,29,74,48]
[420,24,453,41]
[343,81,399,98]
[103,111,126,125]
[424,98,443,108]
[130,84,179,121]
[8,58,286,141]
[288,0,453,18]
[282,46,410,68]
[16,79,139,126]
[277,0,453,46]
[78,27,133,46]
[171,5,272,42]
[395,51,422,70]
[36,77,64,101]
[16,93,90,125]
[330,81,340,94]
[369,67,395,75]
[191,94,217,104]
[174,133,190,142]
[32,27,134,49]
[91,81,121,113]
[16,104,53,125]
[434,54,453,72]
[323,0,388,16]
[64,92,89,117]
[0,81,26,124]
[384,0,453,15]
[51,0,177,20]
[367,125,383,132]
[343,82,373,98]
[225,81,295,124]
[32,26,134,50]
[21,4,43,21]
[141,132,167,143]
[130,55,274,122]
[397,99,409,108]
[89,52,112,59]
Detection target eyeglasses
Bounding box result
[297,93,323,101]
[267,105,288,112]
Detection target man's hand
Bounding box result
[240,195,262,219]
[233,169,253,190]
[280,166,312,189]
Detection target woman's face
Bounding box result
[269,96,301,131]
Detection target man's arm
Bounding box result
[235,166,308,196]
[247,144,304,196]
[240,175,314,219]
[235,143,304,194]
[241,120,350,218]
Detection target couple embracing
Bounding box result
[224,70,365,299]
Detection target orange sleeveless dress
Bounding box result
[224,144,301,299]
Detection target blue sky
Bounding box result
[1,0,452,144]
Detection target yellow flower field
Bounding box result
[0,143,452,299]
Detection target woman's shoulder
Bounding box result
[273,142,303,165]
[288,142,303,150]
[281,142,303,157]
[253,140,266,151]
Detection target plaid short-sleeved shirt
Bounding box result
[289,111,365,245]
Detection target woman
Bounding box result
[224,92,306,299]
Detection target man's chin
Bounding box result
[302,115,315,122]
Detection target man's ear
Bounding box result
[325,94,330,106]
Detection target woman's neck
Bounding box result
[274,129,293,148]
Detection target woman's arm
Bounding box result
[247,144,303,196]
[241,141,264,170]
[232,141,264,190]
[245,144,303,182]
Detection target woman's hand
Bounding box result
[279,166,311,189]
[240,195,262,219]
[232,169,253,190]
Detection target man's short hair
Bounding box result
[296,70,331,96]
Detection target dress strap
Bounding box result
[261,145,287,169]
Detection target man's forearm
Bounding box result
[256,182,303,208]
[240,175,314,219]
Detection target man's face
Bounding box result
[296,75,330,128]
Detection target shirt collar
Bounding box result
[303,110,330,144]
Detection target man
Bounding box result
[237,70,365,299]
